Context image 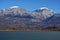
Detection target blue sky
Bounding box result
[0,0,60,12]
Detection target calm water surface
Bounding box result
[0,31,60,40]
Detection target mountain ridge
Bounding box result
[0,6,60,28]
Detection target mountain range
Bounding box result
[0,6,60,28]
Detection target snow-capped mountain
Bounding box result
[0,6,32,18]
[32,7,54,20]
[0,6,54,19]
[0,6,60,27]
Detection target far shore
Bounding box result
[0,30,60,32]
[0,27,60,31]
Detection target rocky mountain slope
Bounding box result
[0,6,60,28]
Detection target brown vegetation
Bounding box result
[0,26,60,31]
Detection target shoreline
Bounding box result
[0,30,60,32]
[0,27,60,31]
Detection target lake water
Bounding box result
[0,31,60,40]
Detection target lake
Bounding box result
[0,31,60,40]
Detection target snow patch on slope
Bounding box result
[40,7,48,10]
[10,6,19,8]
